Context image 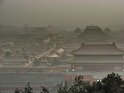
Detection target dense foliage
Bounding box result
[14,73,124,93]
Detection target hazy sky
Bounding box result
[0,0,124,27]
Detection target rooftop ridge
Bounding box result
[72,42,124,55]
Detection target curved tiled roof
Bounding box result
[83,25,105,35]
[72,44,124,55]
[78,25,106,42]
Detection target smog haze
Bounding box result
[0,0,124,27]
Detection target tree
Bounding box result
[69,75,90,93]
[57,82,69,93]
[24,82,33,93]
[91,81,104,93]
[14,88,20,93]
[40,86,49,93]
[57,76,91,93]
[102,73,123,93]
[13,73,124,93]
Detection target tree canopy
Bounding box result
[14,73,124,93]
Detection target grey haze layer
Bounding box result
[0,0,124,27]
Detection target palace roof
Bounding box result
[70,59,124,64]
[72,44,124,55]
[83,25,104,34]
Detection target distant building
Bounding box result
[74,27,82,33]
[69,25,124,72]
[2,56,26,68]
[78,26,107,44]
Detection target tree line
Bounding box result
[14,73,124,93]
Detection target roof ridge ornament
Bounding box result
[112,42,116,46]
